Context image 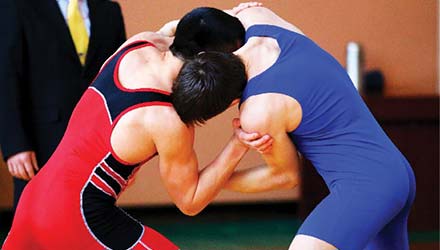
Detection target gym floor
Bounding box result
[1,203,438,250]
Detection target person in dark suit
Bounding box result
[0,0,126,209]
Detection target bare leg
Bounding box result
[289,234,338,250]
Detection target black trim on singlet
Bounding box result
[105,154,137,180]
[95,167,121,194]
[81,155,142,249]
[90,40,172,122]
[82,184,143,250]
[81,43,170,249]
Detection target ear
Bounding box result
[229,98,240,107]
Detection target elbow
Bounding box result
[276,171,300,190]
[181,209,200,217]
[177,204,203,217]
[284,172,300,189]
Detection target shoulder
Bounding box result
[240,93,283,132]
[149,105,184,129]
[236,7,304,35]
[110,104,185,164]
[115,104,190,145]
[146,105,195,156]
[143,105,192,139]
[240,93,302,133]
[124,32,172,51]
[236,6,273,19]
[235,7,273,30]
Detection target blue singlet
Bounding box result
[241,24,416,250]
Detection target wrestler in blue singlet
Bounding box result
[241,25,416,250]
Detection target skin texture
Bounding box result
[7,151,38,180]
[225,93,301,193]
[109,31,271,216]
[225,5,303,198]
[225,4,337,250]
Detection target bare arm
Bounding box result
[157,20,179,37]
[121,31,173,52]
[225,123,300,193]
[104,30,172,67]
[145,107,272,215]
[234,6,304,35]
[99,31,173,70]
[224,2,262,16]
[153,116,250,216]
[111,106,260,216]
[225,93,302,193]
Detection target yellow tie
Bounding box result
[67,0,89,65]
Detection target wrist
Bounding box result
[230,135,249,151]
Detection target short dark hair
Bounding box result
[172,52,247,125]
[170,7,245,59]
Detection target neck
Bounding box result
[234,40,258,77]
[157,51,183,90]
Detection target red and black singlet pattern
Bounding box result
[90,40,172,122]
[81,154,142,250]
[81,41,173,249]
[2,41,179,250]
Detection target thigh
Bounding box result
[364,165,416,250]
[296,184,404,250]
[289,235,337,250]
[363,211,409,250]
[1,231,34,250]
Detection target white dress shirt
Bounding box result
[56,0,91,36]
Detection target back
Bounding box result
[241,25,408,186]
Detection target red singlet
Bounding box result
[3,41,179,250]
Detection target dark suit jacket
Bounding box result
[0,0,126,165]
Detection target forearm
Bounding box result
[184,136,248,215]
[225,164,299,193]
[227,125,301,193]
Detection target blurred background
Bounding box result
[0,0,438,249]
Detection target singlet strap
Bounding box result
[117,40,155,57]
[245,24,302,50]
[240,25,302,107]
[97,41,153,75]
[90,39,172,122]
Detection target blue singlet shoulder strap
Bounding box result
[245,24,303,50]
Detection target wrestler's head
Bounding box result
[172,51,246,125]
[170,7,245,59]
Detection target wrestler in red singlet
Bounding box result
[3,41,179,250]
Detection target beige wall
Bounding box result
[116,0,439,95]
[114,0,438,206]
[117,107,300,206]
[1,0,437,208]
